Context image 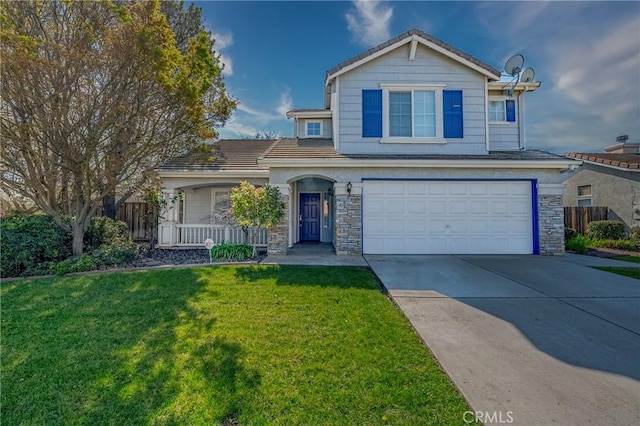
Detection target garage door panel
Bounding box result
[363,180,534,255]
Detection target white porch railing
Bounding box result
[174,224,267,247]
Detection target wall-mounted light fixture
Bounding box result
[346,182,352,196]
[328,186,333,197]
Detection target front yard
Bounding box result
[2,265,470,425]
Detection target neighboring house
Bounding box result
[159,29,578,255]
[565,140,640,229]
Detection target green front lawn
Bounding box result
[2,266,470,425]
[613,256,640,264]
[596,267,640,280]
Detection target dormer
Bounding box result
[286,109,332,139]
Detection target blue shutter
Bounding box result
[506,100,516,122]
[443,90,463,138]
[362,89,382,137]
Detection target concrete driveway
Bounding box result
[366,254,640,426]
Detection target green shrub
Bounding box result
[91,247,137,267]
[630,226,640,242]
[589,239,639,251]
[564,227,577,242]
[0,212,72,277]
[565,235,590,254]
[53,254,97,276]
[84,216,133,252]
[586,221,626,240]
[210,242,254,262]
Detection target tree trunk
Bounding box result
[72,223,84,257]
[103,193,117,219]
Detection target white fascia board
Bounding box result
[577,159,640,173]
[259,158,581,170]
[158,170,269,179]
[488,81,541,92]
[326,35,500,86]
[285,110,332,119]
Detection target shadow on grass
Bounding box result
[231,264,378,290]
[1,268,260,424]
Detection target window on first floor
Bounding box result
[577,185,592,207]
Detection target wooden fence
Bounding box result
[98,202,157,242]
[564,206,608,234]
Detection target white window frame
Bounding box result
[305,120,323,137]
[380,83,446,144]
[488,96,512,125]
[577,185,592,207]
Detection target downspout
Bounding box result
[518,91,526,150]
[485,78,490,152]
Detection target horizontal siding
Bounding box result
[338,44,488,155]
[489,124,520,151]
[295,118,333,138]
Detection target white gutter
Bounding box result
[285,110,332,119]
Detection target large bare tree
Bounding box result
[1,0,236,255]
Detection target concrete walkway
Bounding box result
[366,255,640,426]
[261,243,368,267]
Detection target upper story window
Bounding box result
[489,97,516,123]
[305,120,322,137]
[389,91,436,137]
[362,85,463,143]
[577,185,592,207]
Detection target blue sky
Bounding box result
[199,0,640,154]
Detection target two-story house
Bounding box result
[158,29,578,255]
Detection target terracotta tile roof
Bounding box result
[565,153,640,170]
[326,29,501,81]
[262,138,568,162]
[260,138,344,159]
[159,139,275,171]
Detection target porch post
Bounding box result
[158,189,177,247]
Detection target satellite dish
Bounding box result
[521,67,535,83]
[504,54,524,77]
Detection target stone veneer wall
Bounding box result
[538,194,565,254]
[267,194,289,255]
[335,194,362,255]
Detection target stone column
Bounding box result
[334,182,362,256]
[538,184,565,255]
[267,185,290,255]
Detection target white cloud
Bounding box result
[220,89,293,138]
[345,0,393,47]
[276,90,292,118]
[475,2,640,152]
[211,31,233,76]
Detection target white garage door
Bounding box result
[363,180,534,254]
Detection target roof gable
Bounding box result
[325,29,501,86]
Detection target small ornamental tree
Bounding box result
[230,181,284,256]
